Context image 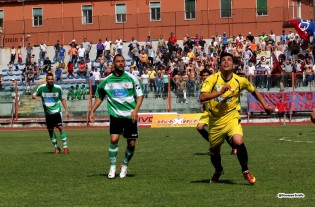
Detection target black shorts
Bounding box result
[278,112,285,118]
[45,113,63,129]
[109,115,138,139]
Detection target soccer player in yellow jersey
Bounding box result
[200,52,273,185]
[197,69,237,154]
[196,69,211,142]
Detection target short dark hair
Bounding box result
[46,72,54,79]
[200,69,211,76]
[113,54,125,62]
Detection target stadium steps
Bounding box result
[18,85,40,116]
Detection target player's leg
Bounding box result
[120,119,138,178]
[57,126,69,154]
[232,134,256,185]
[122,139,135,168]
[108,115,122,179]
[208,126,225,183]
[209,146,223,180]
[108,134,120,178]
[54,113,69,154]
[196,123,209,142]
[45,115,60,154]
[47,128,60,154]
[120,139,136,178]
[196,111,209,142]
[225,136,237,155]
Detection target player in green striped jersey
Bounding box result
[90,54,144,179]
[32,73,70,154]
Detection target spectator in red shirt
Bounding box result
[67,61,74,77]
[78,60,87,77]
[168,32,177,44]
[168,32,177,55]
[275,97,287,125]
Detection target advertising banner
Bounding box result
[151,114,203,128]
[247,91,315,112]
[138,113,177,126]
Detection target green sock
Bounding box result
[50,133,58,148]
[60,131,68,148]
[123,147,135,167]
[109,143,118,167]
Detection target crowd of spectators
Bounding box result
[1,29,314,100]
[124,30,314,101]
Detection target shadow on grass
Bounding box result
[190,179,210,183]
[191,179,247,185]
[194,152,208,156]
[193,152,235,156]
[87,173,135,178]
[34,152,57,155]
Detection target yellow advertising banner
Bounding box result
[151,114,203,128]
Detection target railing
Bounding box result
[1,72,313,126]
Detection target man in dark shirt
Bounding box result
[25,43,33,64]
[54,40,60,62]
[246,32,254,42]
[43,57,52,72]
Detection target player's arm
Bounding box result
[32,94,41,101]
[89,98,103,123]
[200,84,231,102]
[32,89,41,101]
[131,95,144,123]
[131,78,144,123]
[251,88,273,115]
[89,83,106,122]
[61,99,70,117]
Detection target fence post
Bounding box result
[86,79,93,127]
[14,80,18,121]
[10,102,14,127]
[291,72,294,91]
[167,74,171,112]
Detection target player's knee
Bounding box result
[127,139,136,148]
[209,147,220,157]
[232,134,244,146]
[196,124,204,131]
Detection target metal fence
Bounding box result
[1,72,313,126]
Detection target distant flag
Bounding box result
[271,53,283,74]
[288,18,315,41]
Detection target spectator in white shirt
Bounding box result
[115,37,123,55]
[104,38,111,60]
[92,67,101,86]
[78,44,86,62]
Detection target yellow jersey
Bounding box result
[201,71,254,118]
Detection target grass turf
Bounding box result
[0,125,314,207]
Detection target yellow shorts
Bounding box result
[198,111,209,125]
[208,114,243,149]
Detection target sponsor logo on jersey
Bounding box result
[42,92,59,97]
[112,89,128,98]
[44,97,56,103]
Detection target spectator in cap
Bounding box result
[246,32,254,42]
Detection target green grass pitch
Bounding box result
[0,125,314,207]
